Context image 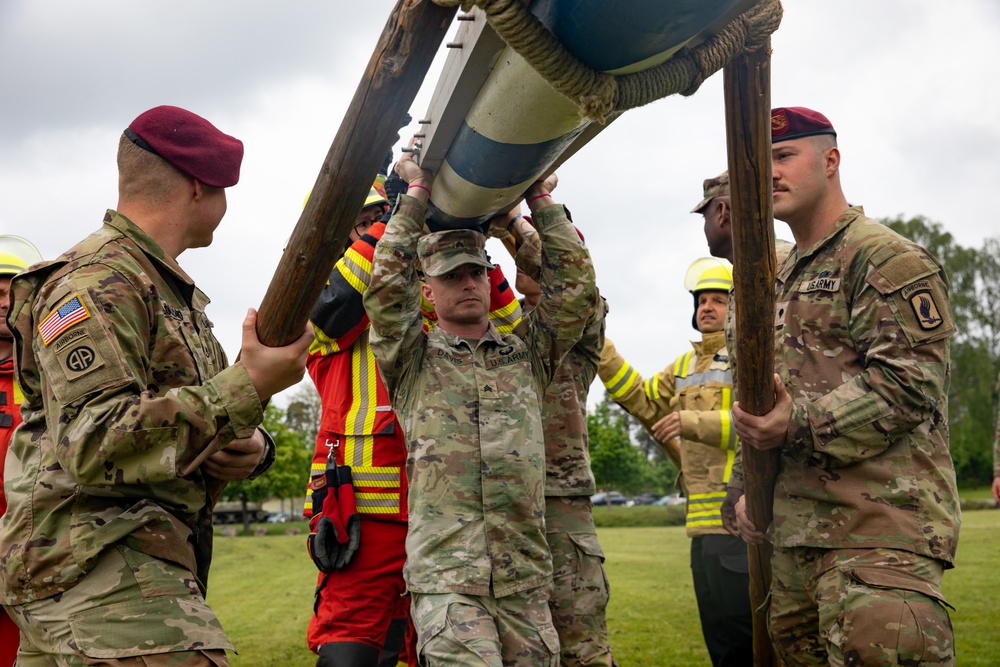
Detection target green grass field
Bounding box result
[208,509,1000,666]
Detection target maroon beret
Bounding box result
[125,105,244,187]
[771,107,836,143]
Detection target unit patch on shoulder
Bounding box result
[907,291,944,330]
[56,329,106,381]
[38,294,91,346]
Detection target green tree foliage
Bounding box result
[221,403,314,529]
[883,216,1000,483]
[285,383,322,447]
[588,395,679,496]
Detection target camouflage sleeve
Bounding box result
[786,247,955,467]
[31,264,262,488]
[364,194,427,397]
[575,296,608,390]
[523,204,597,387]
[728,443,744,491]
[309,222,386,355]
[598,337,674,432]
[513,226,542,280]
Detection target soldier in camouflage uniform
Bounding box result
[599,256,753,667]
[510,220,616,667]
[992,371,1000,505]
[364,152,597,667]
[731,107,961,666]
[0,106,312,666]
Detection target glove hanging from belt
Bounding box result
[307,458,361,572]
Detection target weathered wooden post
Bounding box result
[256,0,457,347]
[723,38,782,667]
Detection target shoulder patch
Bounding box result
[38,294,91,346]
[907,291,944,330]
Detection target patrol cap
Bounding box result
[417,229,493,277]
[771,107,837,143]
[691,171,730,214]
[0,235,43,277]
[124,105,244,187]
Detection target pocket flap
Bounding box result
[70,596,233,658]
[569,532,605,559]
[848,565,953,610]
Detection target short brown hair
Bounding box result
[117,134,187,202]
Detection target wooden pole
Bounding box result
[723,39,782,667]
[256,0,457,347]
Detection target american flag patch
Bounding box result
[38,295,91,346]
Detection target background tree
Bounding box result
[588,396,645,495]
[285,382,322,447]
[221,403,313,530]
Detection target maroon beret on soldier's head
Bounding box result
[124,105,244,187]
[771,107,837,143]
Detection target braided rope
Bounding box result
[433,0,783,123]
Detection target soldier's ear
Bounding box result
[420,281,435,306]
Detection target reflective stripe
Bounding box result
[644,376,660,401]
[353,467,403,488]
[675,368,732,389]
[604,362,638,399]
[675,351,693,379]
[344,344,380,467]
[686,491,725,528]
[356,492,401,514]
[489,298,521,334]
[338,247,373,295]
[723,447,736,485]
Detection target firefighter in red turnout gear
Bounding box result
[0,235,43,667]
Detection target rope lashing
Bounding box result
[432,0,783,123]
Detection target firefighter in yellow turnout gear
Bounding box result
[598,258,753,667]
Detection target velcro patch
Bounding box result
[56,330,106,381]
[38,294,91,346]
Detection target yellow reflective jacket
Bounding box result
[599,331,736,537]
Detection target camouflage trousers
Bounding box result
[545,496,617,667]
[770,546,954,667]
[3,544,231,666]
[411,586,559,666]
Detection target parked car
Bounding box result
[591,491,629,506]
[632,493,661,506]
[653,493,686,506]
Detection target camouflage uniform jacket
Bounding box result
[364,195,597,598]
[772,206,960,565]
[599,331,738,537]
[513,233,607,498]
[0,211,267,604]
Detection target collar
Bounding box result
[779,205,865,282]
[435,320,504,349]
[103,209,199,298]
[692,330,727,356]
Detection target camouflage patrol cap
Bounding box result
[691,171,730,214]
[124,105,244,187]
[417,229,493,277]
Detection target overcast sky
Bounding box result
[2,0,998,409]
